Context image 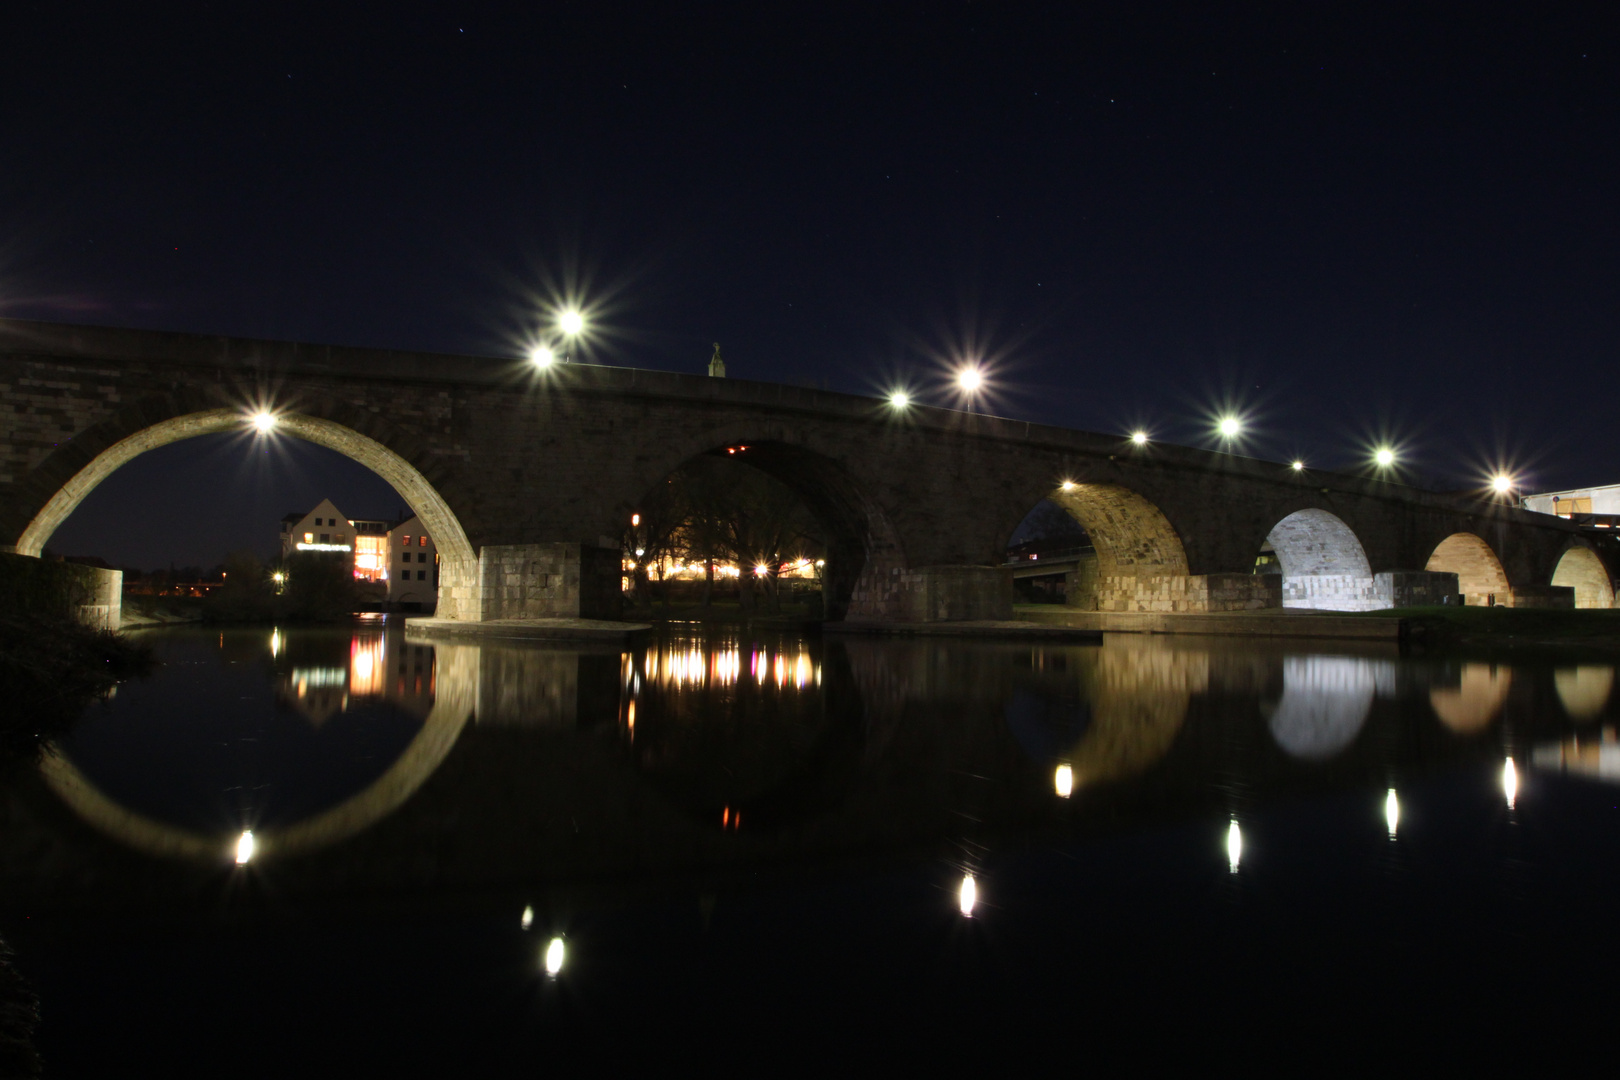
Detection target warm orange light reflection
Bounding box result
[349,636,385,696]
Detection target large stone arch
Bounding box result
[1426,532,1510,607]
[1551,546,1614,609]
[1046,483,1191,611]
[620,424,906,622]
[1264,508,1377,611]
[10,406,480,619]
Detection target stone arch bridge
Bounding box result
[1,319,1613,624]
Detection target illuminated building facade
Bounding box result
[278,500,437,605]
[1523,484,1620,529]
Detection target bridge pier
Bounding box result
[441,543,623,622]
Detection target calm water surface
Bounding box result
[6,619,1620,1070]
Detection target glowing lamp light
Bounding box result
[1217,416,1241,438]
[1503,758,1518,809]
[1060,480,1076,492]
[889,390,910,409]
[1374,448,1396,467]
[958,873,977,917]
[956,366,984,393]
[1492,474,1513,494]
[521,905,534,931]
[1226,820,1242,873]
[544,936,566,976]
[1385,788,1400,838]
[1292,460,1305,472]
[1054,764,1073,798]
[235,830,256,865]
[251,411,277,433]
[631,513,641,526]
[558,310,585,336]
[1130,430,1148,446]
[530,345,556,367]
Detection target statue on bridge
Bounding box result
[708,342,726,378]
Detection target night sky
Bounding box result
[6,4,1617,569]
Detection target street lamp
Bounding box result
[1374,447,1396,468]
[251,411,277,433]
[530,345,556,368]
[889,390,910,409]
[1491,474,1513,495]
[956,366,984,393]
[1217,416,1242,439]
[1130,430,1149,446]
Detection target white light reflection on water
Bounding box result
[544,937,565,976]
[1503,758,1518,809]
[1226,820,1242,873]
[1053,764,1073,798]
[958,874,977,917]
[1385,789,1399,838]
[521,906,534,930]
[235,830,255,864]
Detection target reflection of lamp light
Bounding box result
[1503,758,1518,809]
[544,937,566,976]
[1385,789,1399,838]
[1054,764,1073,798]
[235,830,256,864]
[958,874,977,917]
[1226,820,1242,873]
[521,906,534,930]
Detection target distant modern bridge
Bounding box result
[1,318,1614,623]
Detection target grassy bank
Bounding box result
[1362,605,1620,653]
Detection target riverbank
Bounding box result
[1370,605,1620,656]
[0,613,153,763]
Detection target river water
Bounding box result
[5,620,1620,1070]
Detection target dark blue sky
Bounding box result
[7,3,1618,567]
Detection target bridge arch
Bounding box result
[12,406,478,617]
[1426,532,1510,607]
[1038,483,1188,611]
[623,429,906,621]
[1263,508,1377,611]
[1551,546,1614,609]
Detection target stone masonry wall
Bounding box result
[1281,574,1381,611]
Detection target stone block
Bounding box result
[896,565,1012,622]
[475,543,622,620]
[1375,570,1459,609]
[1282,574,1381,611]
[1508,584,1576,609]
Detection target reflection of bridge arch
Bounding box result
[1430,663,1512,733]
[1555,666,1614,721]
[1264,509,1377,611]
[1426,532,1510,607]
[39,643,479,861]
[11,407,477,616]
[1551,546,1614,609]
[1264,656,1381,759]
[1062,637,1202,786]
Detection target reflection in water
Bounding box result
[959,874,978,917]
[1503,758,1519,809]
[1264,656,1380,760]
[1054,764,1073,798]
[235,830,255,864]
[544,937,565,976]
[1385,789,1399,838]
[1554,666,1614,722]
[1431,664,1512,734]
[1530,727,1620,782]
[521,906,534,931]
[644,641,819,690]
[1227,820,1242,873]
[1062,638,1202,789]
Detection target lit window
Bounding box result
[304,533,313,544]
[419,536,427,547]
[402,535,413,546]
